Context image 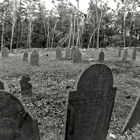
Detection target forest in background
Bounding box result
[0,0,140,52]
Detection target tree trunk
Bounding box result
[1,21,4,50]
[72,14,75,47]
[10,23,15,53]
[68,15,73,48]
[47,20,50,48]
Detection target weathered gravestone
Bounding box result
[1,47,9,58]
[0,91,40,140]
[64,64,117,140]
[30,50,39,66]
[23,51,28,62]
[122,49,128,61]
[71,46,76,58]
[122,95,140,133]
[118,48,121,57]
[72,49,82,63]
[98,51,104,63]
[65,47,71,59]
[132,48,137,61]
[0,80,5,90]
[56,46,62,59]
[20,75,32,96]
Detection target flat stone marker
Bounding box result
[20,75,32,96]
[71,46,76,58]
[118,48,121,57]
[64,64,117,140]
[0,80,5,90]
[72,49,82,63]
[122,95,140,133]
[98,51,104,62]
[65,47,71,59]
[0,91,40,140]
[23,51,28,62]
[1,47,9,58]
[30,50,39,66]
[56,46,62,59]
[122,49,128,61]
[132,48,137,61]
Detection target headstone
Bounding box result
[20,75,32,96]
[0,80,4,90]
[65,47,71,59]
[64,64,117,140]
[56,46,62,59]
[122,49,128,61]
[0,91,40,140]
[98,51,104,62]
[23,51,28,62]
[71,46,76,58]
[72,49,82,63]
[1,47,9,58]
[118,48,121,57]
[30,50,39,66]
[132,48,137,61]
[122,95,140,133]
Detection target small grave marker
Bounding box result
[65,47,71,59]
[118,48,121,57]
[20,75,32,96]
[23,51,28,62]
[72,49,82,63]
[132,48,137,61]
[98,51,104,62]
[71,46,76,58]
[30,50,39,66]
[122,49,128,61]
[64,64,117,140]
[122,95,140,133]
[1,47,9,58]
[56,46,62,59]
[0,91,40,140]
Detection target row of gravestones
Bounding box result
[0,63,138,139]
[119,48,137,61]
[56,46,105,63]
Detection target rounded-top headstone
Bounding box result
[122,49,128,61]
[132,48,137,61]
[98,51,104,62]
[72,49,82,63]
[71,46,76,58]
[56,46,62,59]
[65,47,71,59]
[2,47,9,58]
[23,51,28,62]
[30,50,39,66]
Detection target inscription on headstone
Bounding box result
[0,91,40,140]
[64,64,117,140]
[132,48,137,61]
[30,50,39,66]
[56,46,62,59]
[23,51,28,62]
[1,47,9,58]
[72,49,82,63]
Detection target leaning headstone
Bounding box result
[65,47,71,59]
[23,51,28,62]
[20,75,32,96]
[0,91,40,140]
[1,47,9,58]
[132,48,137,61]
[0,80,5,90]
[71,46,76,58]
[72,49,82,63]
[122,95,140,133]
[56,46,62,59]
[118,48,121,57]
[98,51,104,62]
[30,50,39,66]
[122,49,128,61]
[64,64,117,140]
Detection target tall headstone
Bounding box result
[132,48,137,61]
[23,51,28,62]
[56,46,62,59]
[64,64,117,140]
[65,47,71,59]
[122,49,128,61]
[71,46,76,58]
[122,95,140,133]
[1,47,9,58]
[118,48,121,57]
[0,80,5,90]
[72,49,82,63]
[20,75,32,96]
[30,50,39,66]
[99,51,104,62]
[0,91,40,140]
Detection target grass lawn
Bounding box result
[1,48,140,140]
